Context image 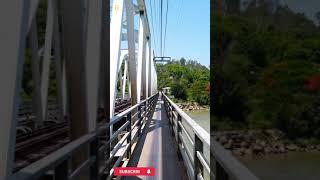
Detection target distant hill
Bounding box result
[213,2,320,139]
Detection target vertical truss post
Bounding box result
[98,0,109,111]
[59,0,89,176]
[110,0,124,118]
[142,38,149,99]
[137,11,146,103]
[52,0,65,121]
[29,18,43,125]
[40,0,55,125]
[126,0,138,106]
[27,0,39,31]
[85,0,103,132]
[154,61,158,92]
[0,1,30,179]
[61,59,67,117]
[148,40,152,96]
[150,51,154,95]
[99,0,110,175]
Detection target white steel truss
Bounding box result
[0,0,108,178]
[110,0,158,119]
[0,0,158,179]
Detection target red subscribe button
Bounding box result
[114,167,155,176]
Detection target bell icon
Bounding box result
[147,169,151,174]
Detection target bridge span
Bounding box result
[0,0,259,180]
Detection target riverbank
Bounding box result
[214,129,320,157]
[176,102,209,111]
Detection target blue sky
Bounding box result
[110,0,210,67]
[145,0,210,67]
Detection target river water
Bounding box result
[185,111,320,180]
[186,110,210,133]
[238,152,320,180]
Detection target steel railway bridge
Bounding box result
[0,0,259,180]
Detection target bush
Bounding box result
[171,83,187,100]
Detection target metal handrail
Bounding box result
[11,133,97,180]
[162,92,259,180]
[162,92,210,180]
[163,93,210,145]
[211,139,259,180]
[106,93,159,178]
[11,93,159,180]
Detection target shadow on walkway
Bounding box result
[122,95,188,180]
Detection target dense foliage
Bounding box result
[157,59,210,105]
[213,2,320,139]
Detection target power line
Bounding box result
[155,0,161,56]
[153,0,159,56]
[149,0,157,56]
[176,0,183,27]
[160,0,163,57]
[153,0,160,56]
[163,0,169,56]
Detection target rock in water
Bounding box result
[286,144,298,151]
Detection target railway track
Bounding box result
[14,99,132,172]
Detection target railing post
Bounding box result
[194,135,204,180]
[216,162,229,180]
[166,102,170,119]
[54,160,69,180]
[166,101,170,119]
[177,115,181,143]
[127,112,132,158]
[144,101,147,120]
[90,138,99,180]
[138,105,142,136]
[146,99,149,113]
[170,106,173,124]
[105,116,111,177]
[176,114,182,160]
[171,110,175,136]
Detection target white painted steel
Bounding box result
[40,0,54,125]
[0,1,30,179]
[110,0,125,118]
[136,14,146,103]
[85,0,103,132]
[125,0,138,105]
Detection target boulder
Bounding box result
[240,141,249,148]
[260,141,267,147]
[252,144,263,154]
[244,148,253,155]
[219,136,228,145]
[279,145,286,153]
[286,144,298,151]
[224,142,232,149]
[264,147,272,154]
[233,148,243,156]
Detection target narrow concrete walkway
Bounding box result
[123,94,188,180]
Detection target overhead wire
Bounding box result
[163,0,169,56]
[176,0,183,27]
[149,0,157,56]
[160,0,163,57]
[153,0,159,56]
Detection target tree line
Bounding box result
[213,2,320,139]
[157,58,210,105]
